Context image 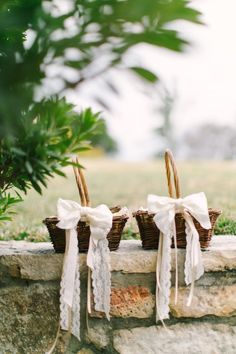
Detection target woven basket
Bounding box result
[43,158,128,253]
[133,150,221,250]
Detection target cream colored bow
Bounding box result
[148,192,211,322]
[57,198,112,339]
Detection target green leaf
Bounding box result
[0,0,203,223]
[130,67,158,83]
[25,161,33,174]
[0,216,12,221]
[54,169,66,177]
[10,147,26,156]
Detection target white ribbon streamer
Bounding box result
[148,192,211,322]
[56,198,113,340]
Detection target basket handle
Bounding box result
[73,156,91,207]
[164,149,181,199]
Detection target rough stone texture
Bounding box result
[77,349,95,354]
[170,285,236,318]
[91,283,236,320]
[0,241,87,281]
[91,286,155,319]
[0,283,59,354]
[1,237,236,281]
[85,325,110,349]
[113,322,236,354]
[111,286,155,318]
[111,236,236,273]
[1,237,236,353]
[0,254,62,281]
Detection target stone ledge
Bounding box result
[1,236,236,353]
[0,236,236,281]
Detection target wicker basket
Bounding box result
[43,158,128,253]
[133,150,221,250]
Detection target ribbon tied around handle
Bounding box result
[148,192,211,322]
[56,198,113,340]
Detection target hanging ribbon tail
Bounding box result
[87,267,92,315]
[187,276,195,307]
[46,228,80,354]
[155,232,163,324]
[156,231,163,295]
[87,235,96,270]
[184,212,204,307]
[87,237,111,321]
[87,236,94,317]
[172,219,178,305]
[49,199,113,354]
[85,205,112,321]
[155,230,172,323]
[148,192,210,324]
[60,229,81,340]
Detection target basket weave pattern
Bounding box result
[44,211,128,253]
[133,208,220,250]
[133,150,221,250]
[44,158,128,253]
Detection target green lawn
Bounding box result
[1,158,236,241]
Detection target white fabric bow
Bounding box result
[56,198,113,340]
[148,192,211,322]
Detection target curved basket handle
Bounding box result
[164,149,181,199]
[73,156,91,206]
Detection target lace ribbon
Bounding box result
[46,198,113,353]
[148,192,211,322]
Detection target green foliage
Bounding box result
[0,101,101,195]
[0,192,22,222]
[0,223,49,242]
[215,217,236,235]
[131,67,158,83]
[0,0,202,100]
[0,0,202,223]
[122,227,139,240]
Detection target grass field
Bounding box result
[1,158,236,241]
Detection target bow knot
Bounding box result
[148,192,211,235]
[80,206,90,218]
[55,198,113,342]
[147,192,211,322]
[174,198,184,212]
[57,198,113,242]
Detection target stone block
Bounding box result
[77,349,95,354]
[170,284,236,318]
[85,326,110,350]
[0,283,59,354]
[113,322,236,354]
[90,286,155,319]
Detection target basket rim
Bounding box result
[43,214,129,223]
[133,208,222,217]
[43,206,129,224]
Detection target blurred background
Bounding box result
[75,0,236,161]
[1,0,236,240]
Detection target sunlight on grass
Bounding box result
[1,158,236,241]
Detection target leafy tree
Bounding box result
[0,102,102,220]
[0,0,201,221]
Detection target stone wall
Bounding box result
[0,236,236,354]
